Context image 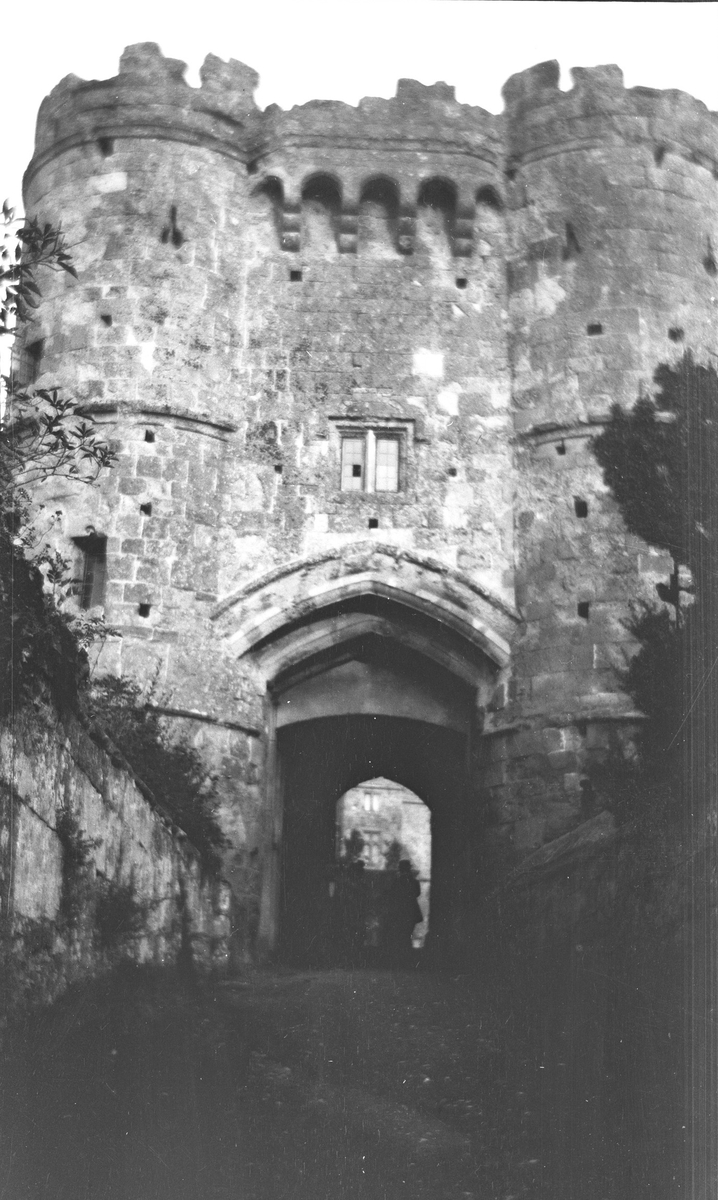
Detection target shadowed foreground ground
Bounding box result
[1,959,682,1199]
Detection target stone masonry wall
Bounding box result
[16,46,718,952]
[1,701,231,1004]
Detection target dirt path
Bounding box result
[1,961,681,1199]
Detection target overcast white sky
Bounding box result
[2,0,718,208]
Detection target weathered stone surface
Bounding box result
[19,48,718,958]
[2,704,230,1000]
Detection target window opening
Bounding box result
[340,431,400,493]
[375,437,399,492]
[341,438,365,491]
[160,206,184,248]
[72,534,107,610]
[562,222,582,260]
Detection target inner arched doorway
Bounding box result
[336,777,432,949]
[276,714,469,964]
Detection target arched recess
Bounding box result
[250,176,284,241]
[223,569,513,962]
[475,184,505,251]
[358,176,400,255]
[301,173,342,253]
[417,177,457,261]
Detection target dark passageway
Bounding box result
[277,716,470,965]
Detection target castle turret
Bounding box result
[478,61,718,860]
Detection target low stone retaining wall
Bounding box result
[1,701,231,1007]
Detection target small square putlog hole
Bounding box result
[144,430,155,443]
[139,502,152,516]
[138,603,151,618]
[556,440,567,456]
[668,327,684,342]
[368,518,379,529]
[289,270,303,282]
[577,601,590,620]
[100,314,113,327]
[455,277,468,290]
[574,498,588,518]
[587,323,603,336]
[274,464,283,474]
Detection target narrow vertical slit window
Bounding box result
[73,534,107,609]
[341,437,365,491]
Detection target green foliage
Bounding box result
[56,808,97,924]
[593,353,718,582]
[591,353,718,827]
[623,606,685,772]
[1,206,115,518]
[94,880,148,952]
[0,204,118,712]
[0,534,88,716]
[88,676,227,874]
[1,201,77,330]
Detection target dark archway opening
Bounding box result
[276,715,469,966]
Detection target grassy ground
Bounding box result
[0,955,682,1200]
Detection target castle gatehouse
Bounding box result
[21,45,718,958]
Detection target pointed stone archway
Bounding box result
[212,547,518,960]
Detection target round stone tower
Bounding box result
[21,46,718,959]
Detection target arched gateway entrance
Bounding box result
[277,713,465,962]
[213,548,517,962]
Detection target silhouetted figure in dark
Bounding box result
[335,859,368,966]
[382,859,422,964]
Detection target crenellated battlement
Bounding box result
[28,45,718,199]
[29,42,263,181]
[503,58,718,176]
